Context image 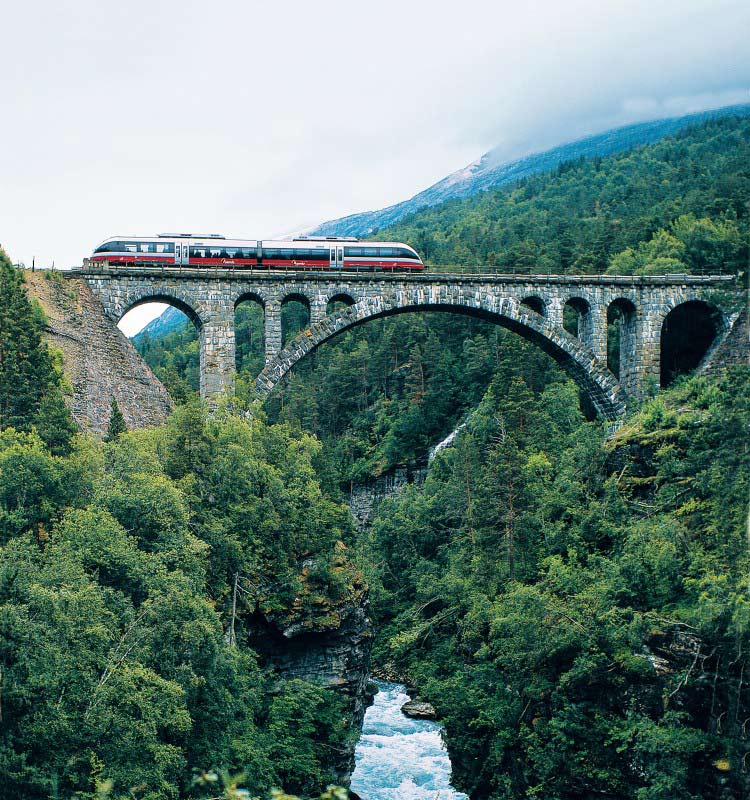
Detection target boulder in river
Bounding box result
[401,699,437,719]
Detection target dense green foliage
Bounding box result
[0,259,360,799]
[361,364,750,798]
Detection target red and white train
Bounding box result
[90,234,424,271]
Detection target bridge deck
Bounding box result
[71,264,736,287]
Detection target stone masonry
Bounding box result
[74,265,737,420]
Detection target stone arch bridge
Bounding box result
[75,265,736,420]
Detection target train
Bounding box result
[89,234,424,271]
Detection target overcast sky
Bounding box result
[2,0,748,332]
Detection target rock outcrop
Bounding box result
[243,543,374,784]
[346,461,427,533]
[24,270,172,435]
[702,306,749,374]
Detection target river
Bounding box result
[349,681,469,800]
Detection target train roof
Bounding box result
[95,235,417,248]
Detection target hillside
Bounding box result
[311,104,750,238]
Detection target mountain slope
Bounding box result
[132,304,189,344]
[311,104,750,238]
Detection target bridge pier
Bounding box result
[582,302,607,361]
[310,300,327,327]
[264,300,283,364]
[199,316,236,403]
[547,297,564,329]
[625,310,662,399]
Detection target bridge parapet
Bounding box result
[74,266,737,418]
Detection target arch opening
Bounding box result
[607,298,636,380]
[660,301,721,387]
[235,294,265,377]
[563,297,590,338]
[125,298,201,401]
[326,293,356,316]
[520,296,545,316]
[281,293,311,346]
[260,300,626,420]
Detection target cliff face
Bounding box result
[347,462,427,534]
[24,270,172,435]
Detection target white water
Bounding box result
[350,681,469,800]
[429,423,466,462]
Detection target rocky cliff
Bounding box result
[243,543,373,783]
[24,270,172,435]
[347,461,427,534]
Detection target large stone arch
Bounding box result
[655,297,728,387]
[254,291,627,420]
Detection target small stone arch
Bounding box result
[520,295,546,316]
[607,297,637,384]
[235,292,267,375]
[326,292,357,315]
[234,290,267,310]
[280,292,312,346]
[563,297,591,338]
[255,292,627,420]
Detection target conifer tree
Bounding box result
[104,396,127,442]
[0,248,61,430]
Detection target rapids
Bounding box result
[350,681,469,800]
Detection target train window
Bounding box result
[379,248,394,257]
[124,243,138,252]
[156,243,174,253]
[397,247,415,259]
[362,247,378,258]
[311,249,328,259]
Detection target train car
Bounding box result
[90,234,424,271]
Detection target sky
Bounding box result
[2,0,749,334]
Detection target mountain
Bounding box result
[131,305,188,344]
[310,104,750,238]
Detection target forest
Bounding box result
[0,112,748,799]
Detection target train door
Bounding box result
[176,240,189,266]
[329,245,344,269]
